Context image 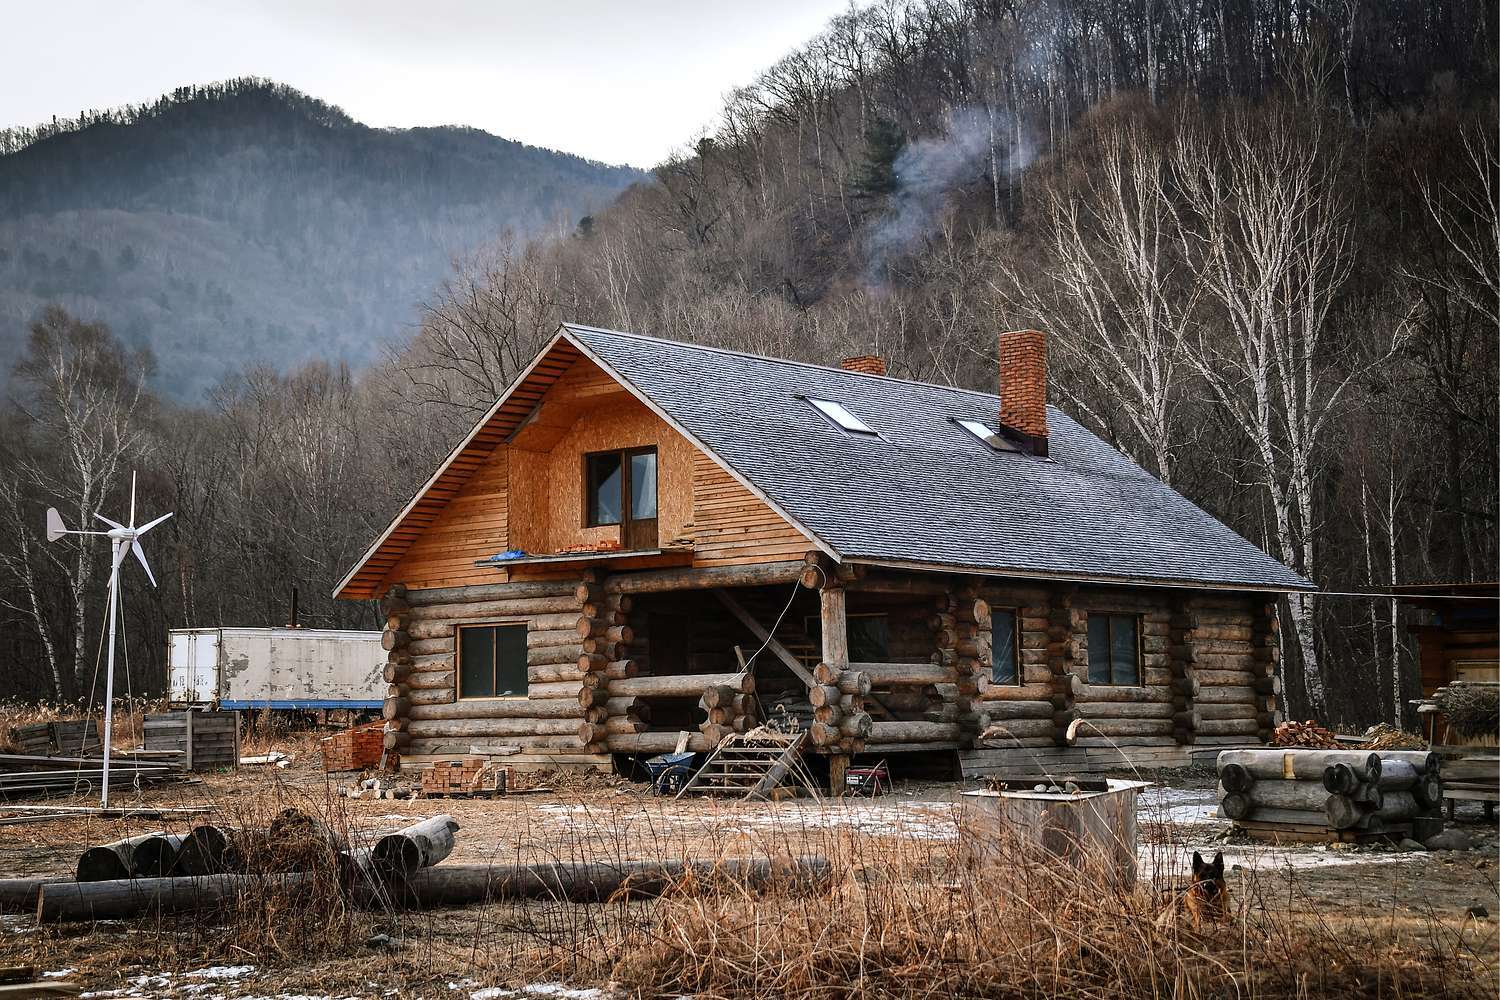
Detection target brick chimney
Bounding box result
[841,355,887,376]
[998,330,1048,456]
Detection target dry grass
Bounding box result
[0,697,165,753]
[8,773,1496,998]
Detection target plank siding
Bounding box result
[691,452,809,566]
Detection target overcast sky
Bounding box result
[3,1,856,167]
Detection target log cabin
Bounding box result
[335,324,1313,784]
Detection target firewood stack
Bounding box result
[573,578,631,753]
[381,585,414,764]
[1217,748,1444,840]
[1271,720,1338,748]
[808,663,872,750]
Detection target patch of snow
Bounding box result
[1138,787,1220,826]
[185,965,255,980]
[522,985,605,999]
[471,989,515,999]
[43,969,76,978]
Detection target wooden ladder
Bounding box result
[676,730,818,801]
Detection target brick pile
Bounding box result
[320,721,386,772]
[421,757,491,795]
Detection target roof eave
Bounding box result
[846,556,1316,594]
[331,328,572,600]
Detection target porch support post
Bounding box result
[820,582,850,794]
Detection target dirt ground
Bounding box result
[2,742,1496,998]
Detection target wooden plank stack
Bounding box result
[320,721,386,773]
[143,711,239,771]
[12,720,102,756]
[1217,748,1444,842]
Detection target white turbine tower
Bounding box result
[46,473,172,806]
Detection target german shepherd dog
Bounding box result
[1158,851,1230,930]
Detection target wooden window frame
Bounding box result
[583,446,658,529]
[456,621,529,701]
[990,606,1021,686]
[1086,612,1142,686]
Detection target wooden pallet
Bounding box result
[1233,819,1412,844]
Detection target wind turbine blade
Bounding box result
[46,508,68,542]
[131,542,158,588]
[129,472,137,528]
[136,511,174,536]
[95,513,125,530]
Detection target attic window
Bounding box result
[956,418,1017,451]
[807,398,876,436]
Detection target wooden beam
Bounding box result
[603,561,805,594]
[712,588,817,689]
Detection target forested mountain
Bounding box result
[0,2,1495,731]
[0,79,643,396]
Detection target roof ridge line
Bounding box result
[561,321,1054,406]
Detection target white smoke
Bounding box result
[865,104,1035,286]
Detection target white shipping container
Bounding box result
[168,627,384,710]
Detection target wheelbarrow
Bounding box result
[644,751,698,796]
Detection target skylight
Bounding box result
[956,418,1017,451]
[807,398,876,435]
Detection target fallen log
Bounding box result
[344,815,459,881]
[37,872,315,922]
[171,826,233,876]
[130,833,186,878]
[77,832,165,882]
[0,876,65,912]
[364,857,834,908]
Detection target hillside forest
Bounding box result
[0,79,643,397]
[0,0,1495,730]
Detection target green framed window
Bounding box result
[991,608,1020,685]
[1087,613,1140,685]
[458,624,528,699]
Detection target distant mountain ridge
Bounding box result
[0,79,644,397]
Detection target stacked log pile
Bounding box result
[699,679,758,744]
[383,580,593,759]
[602,672,753,753]
[809,663,872,750]
[572,577,632,753]
[1217,748,1444,840]
[1249,602,1284,742]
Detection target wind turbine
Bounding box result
[46,472,172,806]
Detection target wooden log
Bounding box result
[346,815,459,881]
[38,872,316,922]
[383,661,411,684]
[407,698,581,722]
[528,680,589,700]
[171,826,232,877]
[408,597,580,620]
[604,716,646,735]
[701,685,739,710]
[1237,807,1336,828]
[808,722,840,746]
[406,718,583,739]
[407,671,454,691]
[982,700,1055,720]
[845,662,952,686]
[1220,749,1381,782]
[77,832,166,882]
[130,834,187,879]
[528,645,588,667]
[383,730,412,751]
[1238,779,1336,812]
[580,637,620,657]
[603,696,641,717]
[407,581,576,606]
[808,685,843,709]
[604,562,805,593]
[699,723,731,745]
[577,688,608,709]
[527,629,581,650]
[1070,718,1173,737]
[577,723,607,745]
[1219,763,1255,794]
[1076,701,1175,719]
[366,858,832,909]
[606,732,712,753]
[867,721,962,743]
[382,630,409,652]
[1325,793,1374,830]
[382,698,410,721]
[839,713,874,738]
[1375,751,1440,774]
[821,586,848,666]
[1193,717,1260,737]
[608,673,753,697]
[407,637,453,656]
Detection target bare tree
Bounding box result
[1173,99,1357,716]
[997,112,1197,481]
[4,308,153,694]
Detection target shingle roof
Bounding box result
[566,323,1313,593]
